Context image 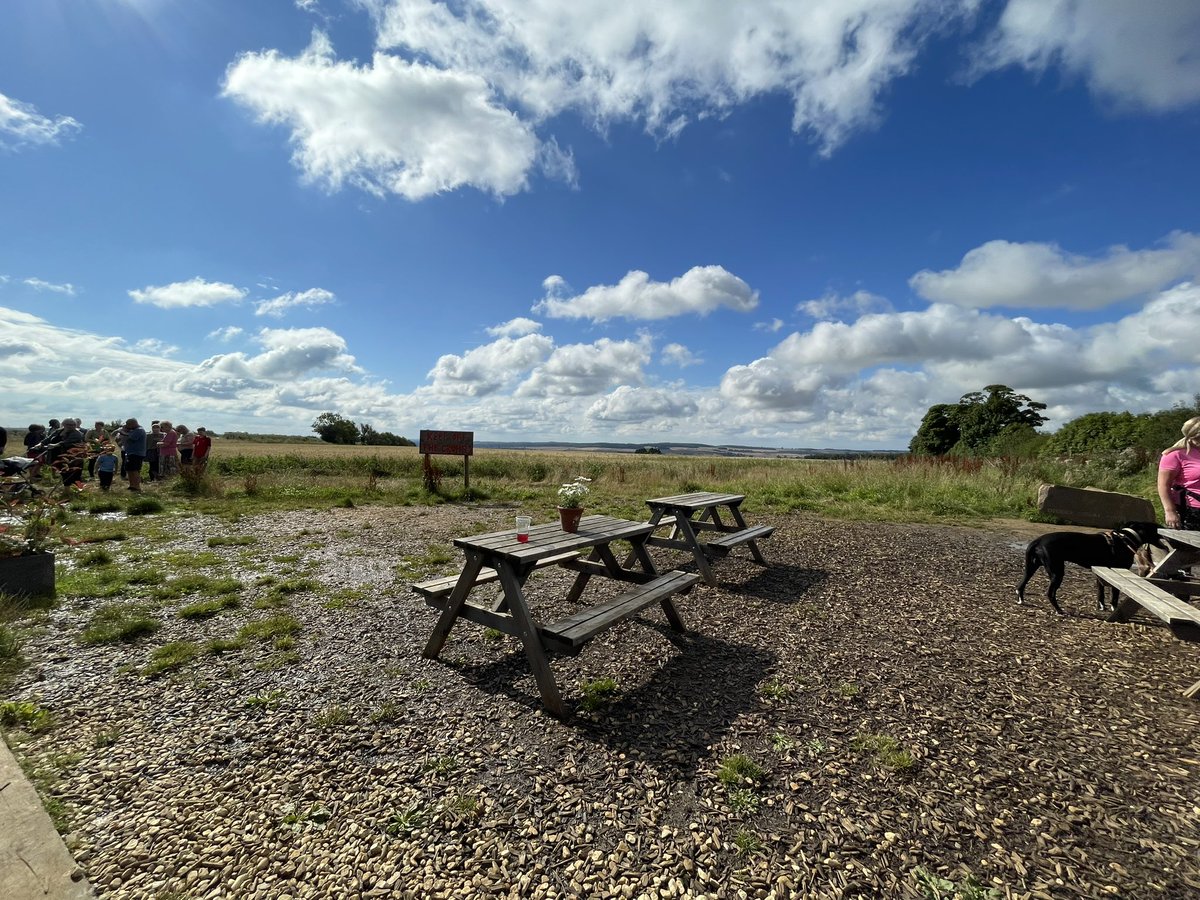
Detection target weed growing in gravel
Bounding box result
[314,704,352,728]
[280,802,332,831]
[771,732,795,752]
[369,702,401,724]
[80,603,161,644]
[717,754,763,786]
[806,738,827,759]
[759,678,793,701]
[732,828,762,856]
[396,545,456,577]
[237,614,301,642]
[423,755,458,775]
[851,733,916,773]
[385,804,428,835]
[728,788,760,815]
[205,637,245,655]
[913,867,1000,900]
[0,699,55,733]
[142,642,200,678]
[273,553,302,564]
[446,793,482,819]
[836,681,861,699]
[256,650,300,671]
[57,566,131,599]
[579,676,619,711]
[152,573,240,601]
[410,678,431,693]
[79,548,114,567]
[16,752,73,833]
[245,690,284,708]
[207,535,257,547]
[93,726,122,748]
[0,624,22,679]
[178,595,241,619]
[482,627,503,642]
[127,497,165,516]
[160,550,224,568]
[323,587,368,610]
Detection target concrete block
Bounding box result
[1037,483,1156,528]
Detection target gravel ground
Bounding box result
[4,505,1200,899]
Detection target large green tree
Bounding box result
[909,385,1048,456]
[311,412,360,445]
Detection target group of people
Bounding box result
[6,417,213,492]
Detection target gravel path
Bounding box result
[5,506,1200,899]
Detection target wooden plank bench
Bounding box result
[412,550,581,602]
[539,569,700,656]
[706,524,776,557]
[1094,566,1200,699]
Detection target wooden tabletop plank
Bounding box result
[1159,528,1200,550]
[645,492,745,510]
[453,515,653,562]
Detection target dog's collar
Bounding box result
[1113,528,1145,550]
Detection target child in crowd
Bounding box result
[96,445,118,491]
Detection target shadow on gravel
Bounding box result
[572,628,775,778]
[731,562,829,602]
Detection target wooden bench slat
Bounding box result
[706,524,776,554]
[411,550,581,600]
[1094,566,1200,639]
[540,570,700,650]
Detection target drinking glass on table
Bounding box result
[515,516,531,543]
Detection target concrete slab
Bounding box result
[0,737,94,899]
[1037,483,1155,529]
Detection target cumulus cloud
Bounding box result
[133,339,179,356]
[129,277,247,309]
[799,290,891,320]
[426,333,554,396]
[975,0,1200,112]
[910,232,1200,309]
[661,343,701,367]
[255,287,336,317]
[535,265,757,321]
[517,337,652,397]
[208,326,244,342]
[0,91,82,149]
[487,317,542,338]
[23,277,76,296]
[587,385,698,423]
[754,318,784,333]
[222,30,545,200]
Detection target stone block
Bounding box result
[1036,484,1156,528]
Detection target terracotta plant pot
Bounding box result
[0,551,56,598]
[558,507,584,533]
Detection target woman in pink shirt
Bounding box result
[1158,416,1200,530]
[159,420,180,478]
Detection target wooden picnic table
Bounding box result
[1149,527,1200,578]
[642,491,775,585]
[413,515,699,716]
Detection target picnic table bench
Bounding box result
[413,515,700,716]
[641,492,775,584]
[1093,565,1200,698]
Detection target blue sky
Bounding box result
[2,0,1199,450]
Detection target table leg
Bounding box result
[674,515,716,585]
[728,503,768,564]
[495,562,565,717]
[423,551,486,659]
[1149,547,1200,578]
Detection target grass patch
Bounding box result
[142,641,200,677]
[716,753,763,786]
[733,827,762,856]
[579,676,619,711]
[80,603,161,644]
[205,637,245,655]
[179,595,241,619]
[770,732,795,752]
[446,793,482,819]
[852,733,916,773]
[313,704,352,728]
[245,690,285,708]
[127,497,165,516]
[237,614,302,642]
[207,535,257,547]
[256,650,300,671]
[422,754,457,775]
[728,787,760,815]
[369,701,401,724]
[323,586,368,610]
[79,548,114,567]
[0,700,55,733]
[836,681,861,699]
[93,726,122,748]
[914,867,1001,900]
[759,678,793,701]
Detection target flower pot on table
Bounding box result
[558,507,584,533]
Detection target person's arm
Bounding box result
[1159,462,1182,529]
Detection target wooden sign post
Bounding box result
[418,430,474,492]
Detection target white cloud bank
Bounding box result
[0,91,82,150]
[129,278,248,309]
[536,266,757,321]
[255,287,336,317]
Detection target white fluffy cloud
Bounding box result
[208,326,244,342]
[535,265,757,321]
[976,0,1200,112]
[255,287,336,317]
[910,232,1200,309]
[222,30,545,200]
[587,385,698,424]
[0,91,82,149]
[799,290,891,320]
[516,337,651,396]
[426,333,554,396]
[487,317,542,338]
[129,277,248,309]
[661,343,701,367]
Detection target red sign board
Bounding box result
[419,430,474,456]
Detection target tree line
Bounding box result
[311,413,415,447]
[909,384,1200,458]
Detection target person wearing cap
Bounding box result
[1159,416,1200,530]
[123,418,147,491]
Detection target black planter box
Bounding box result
[0,551,56,598]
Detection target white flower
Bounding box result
[557,476,591,508]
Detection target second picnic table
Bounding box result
[413,515,700,716]
[642,491,775,585]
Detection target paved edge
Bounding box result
[0,734,95,899]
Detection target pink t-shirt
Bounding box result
[1160,447,1200,501]
[160,430,178,455]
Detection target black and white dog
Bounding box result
[1015,522,1165,614]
